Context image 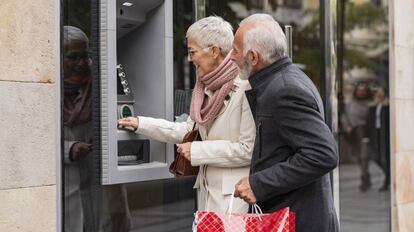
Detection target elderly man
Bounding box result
[232,14,339,231]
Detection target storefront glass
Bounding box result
[337,1,390,231]
[60,0,368,231]
[62,0,197,231]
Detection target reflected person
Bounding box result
[63,26,130,232]
[231,14,339,232]
[366,87,390,191]
[118,16,255,213]
[63,25,100,232]
[342,82,372,192]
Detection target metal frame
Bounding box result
[100,0,175,184]
[285,25,293,59]
[320,0,340,221]
[55,0,62,230]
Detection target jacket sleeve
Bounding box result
[249,85,338,202]
[64,140,78,163]
[190,94,255,168]
[136,116,193,144]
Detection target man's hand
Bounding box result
[176,142,191,161]
[70,142,92,161]
[117,116,139,130]
[234,176,257,204]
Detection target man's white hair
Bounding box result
[186,16,234,56]
[63,26,89,52]
[240,14,287,63]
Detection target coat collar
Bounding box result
[248,57,292,89]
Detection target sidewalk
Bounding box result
[339,162,391,232]
[128,162,391,231]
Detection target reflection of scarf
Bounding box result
[190,52,238,126]
[63,75,92,128]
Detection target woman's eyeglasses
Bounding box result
[65,51,90,62]
[187,45,214,58]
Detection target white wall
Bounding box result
[390,1,414,231]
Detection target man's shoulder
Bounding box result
[263,66,323,111]
[265,66,314,95]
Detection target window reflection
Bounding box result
[63,1,131,231]
[338,1,390,231]
[61,0,391,231]
[63,25,99,232]
[205,0,322,89]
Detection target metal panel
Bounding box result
[320,0,340,219]
[55,0,61,230]
[285,25,293,59]
[100,0,175,184]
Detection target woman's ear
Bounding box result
[211,45,221,59]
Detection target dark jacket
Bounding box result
[365,103,390,169]
[246,57,339,232]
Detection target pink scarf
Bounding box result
[190,51,238,126]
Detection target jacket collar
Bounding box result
[248,57,292,89]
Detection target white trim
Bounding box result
[388,0,396,230]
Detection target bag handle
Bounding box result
[227,190,263,221]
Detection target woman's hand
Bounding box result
[70,142,92,161]
[117,116,139,130]
[176,142,192,161]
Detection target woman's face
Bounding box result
[63,42,91,82]
[187,37,218,77]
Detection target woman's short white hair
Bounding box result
[240,14,287,63]
[186,16,234,56]
[63,26,89,52]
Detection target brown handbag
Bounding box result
[169,123,201,177]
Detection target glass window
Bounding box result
[62,1,103,231]
[173,0,197,114]
[205,0,322,90]
[62,1,197,231]
[337,1,390,231]
[62,0,394,231]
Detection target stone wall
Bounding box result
[390,1,414,231]
[0,1,57,231]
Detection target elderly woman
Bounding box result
[63,26,130,232]
[118,16,255,213]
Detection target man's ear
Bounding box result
[248,50,260,66]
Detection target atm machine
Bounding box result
[100,0,174,184]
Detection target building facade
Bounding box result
[0,0,413,231]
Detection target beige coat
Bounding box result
[137,77,256,213]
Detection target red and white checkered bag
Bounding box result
[193,193,295,232]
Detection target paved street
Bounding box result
[339,163,391,232]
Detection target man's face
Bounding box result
[355,85,368,98]
[231,28,245,71]
[375,88,385,101]
[238,56,253,80]
[231,26,252,80]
